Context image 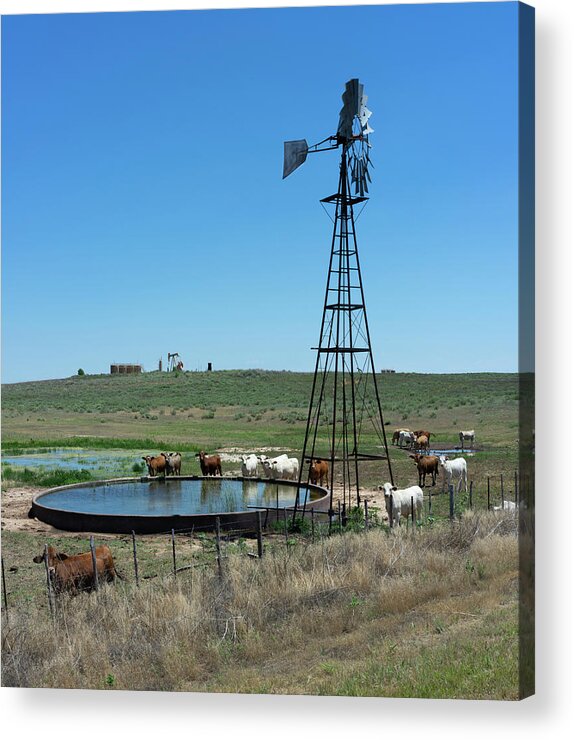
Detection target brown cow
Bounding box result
[33,544,121,595]
[142,453,167,477]
[196,451,222,476]
[413,431,432,443]
[409,453,439,487]
[309,458,329,487]
[414,435,429,453]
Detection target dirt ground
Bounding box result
[1,487,120,539]
[1,486,48,533]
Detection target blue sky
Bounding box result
[2,2,521,383]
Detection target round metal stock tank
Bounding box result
[29,476,329,535]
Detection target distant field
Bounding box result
[2,369,518,446]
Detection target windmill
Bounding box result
[283,78,394,525]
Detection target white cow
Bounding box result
[381,482,423,526]
[259,454,288,479]
[162,452,182,476]
[493,500,517,511]
[439,455,468,493]
[399,431,415,449]
[271,456,299,481]
[241,454,259,478]
[459,430,475,449]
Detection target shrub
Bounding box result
[77,368,85,376]
[0,466,93,487]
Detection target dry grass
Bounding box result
[1,511,520,698]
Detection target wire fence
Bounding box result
[1,470,530,617]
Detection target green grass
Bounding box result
[2,369,519,416]
[330,602,519,699]
[1,465,95,488]
[1,437,202,453]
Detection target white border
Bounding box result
[1,1,573,738]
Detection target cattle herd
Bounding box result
[140,427,473,530]
[140,450,330,485]
[30,420,494,604]
[32,452,333,595]
[33,425,480,591]
[381,425,474,525]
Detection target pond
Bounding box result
[1,448,144,473]
[36,478,320,516]
[427,449,475,457]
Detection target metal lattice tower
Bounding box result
[283,79,394,523]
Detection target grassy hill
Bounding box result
[2,369,518,417]
[2,370,518,448]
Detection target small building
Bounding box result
[110,364,142,375]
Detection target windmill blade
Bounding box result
[338,78,363,139]
[283,139,309,179]
[358,97,372,128]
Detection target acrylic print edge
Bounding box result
[517,0,535,702]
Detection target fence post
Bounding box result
[131,530,139,587]
[449,485,455,520]
[171,529,177,578]
[90,536,99,592]
[469,480,473,510]
[500,473,504,508]
[256,511,263,558]
[283,508,288,544]
[342,501,347,528]
[411,495,415,532]
[1,556,8,616]
[364,499,369,532]
[514,470,518,506]
[311,508,315,542]
[337,501,342,533]
[43,544,54,619]
[2,556,8,616]
[487,476,491,510]
[215,517,223,580]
